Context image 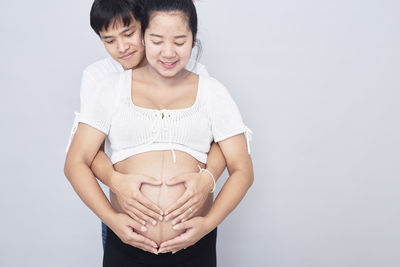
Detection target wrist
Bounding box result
[203,215,218,232]
[109,171,122,193]
[101,209,119,229]
[198,166,216,193]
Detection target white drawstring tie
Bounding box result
[148,110,176,163]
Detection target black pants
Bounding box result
[103,227,217,267]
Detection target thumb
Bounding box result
[166,174,187,186]
[172,219,193,231]
[127,216,148,232]
[140,175,162,186]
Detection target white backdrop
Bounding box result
[1,0,399,266]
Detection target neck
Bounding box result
[143,64,188,87]
[123,57,148,71]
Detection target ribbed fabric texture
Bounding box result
[79,70,248,164]
[66,57,251,163]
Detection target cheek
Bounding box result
[179,45,193,59]
[104,43,117,57]
[145,45,161,60]
[130,35,143,48]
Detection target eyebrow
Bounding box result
[101,26,136,39]
[149,33,188,39]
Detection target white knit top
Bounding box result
[78,70,251,164]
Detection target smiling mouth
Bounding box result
[120,51,135,60]
[160,60,178,69]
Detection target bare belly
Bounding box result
[112,150,213,246]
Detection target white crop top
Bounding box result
[78,70,251,164]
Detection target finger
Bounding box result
[126,208,146,225]
[159,240,188,253]
[129,240,158,254]
[133,198,163,223]
[140,175,163,186]
[125,214,148,230]
[128,203,159,226]
[160,223,190,250]
[168,201,195,224]
[173,204,198,224]
[172,220,193,231]
[165,174,187,186]
[128,231,158,249]
[164,191,191,219]
[136,193,164,217]
[158,234,187,252]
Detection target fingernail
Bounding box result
[152,220,157,225]
[172,251,176,254]
[161,211,165,215]
[172,225,179,230]
[172,220,176,225]
[141,226,147,231]
[142,220,146,225]
[159,216,163,221]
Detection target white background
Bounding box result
[1,0,399,266]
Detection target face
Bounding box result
[144,11,194,78]
[99,17,145,70]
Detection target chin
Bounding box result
[157,66,185,78]
[117,57,142,70]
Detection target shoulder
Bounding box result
[185,59,210,77]
[83,57,123,80]
[201,76,229,97]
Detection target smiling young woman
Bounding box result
[65,0,253,266]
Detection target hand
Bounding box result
[108,213,159,254]
[111,172,163,225]
[158,217,212,254]
[164,171,213,224]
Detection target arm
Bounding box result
[90,143,164,225]
[159,134,253,253]
[163,141,227,223]
[64,123,158,254]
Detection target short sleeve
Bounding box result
[205,78,246,142]
[79,69,97,113]
[78,73,119,134]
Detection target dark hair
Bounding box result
[141,0,198,42]
[90,0,144,36]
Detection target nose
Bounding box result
[117,39,129,53]
[161,43,176,58]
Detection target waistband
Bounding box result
[104,226,217,266]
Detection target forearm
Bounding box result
[205,142,226,182]
[91,145,117,190]
[204,167,254,230]
[65,159,117,226]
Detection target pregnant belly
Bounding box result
[112,150,211,246]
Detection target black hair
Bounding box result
[90,0,144,36]
[141,0,198,42]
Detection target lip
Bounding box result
[160,60,178,69]
[119,51,135,60]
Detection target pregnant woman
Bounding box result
[64,0,253,266]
